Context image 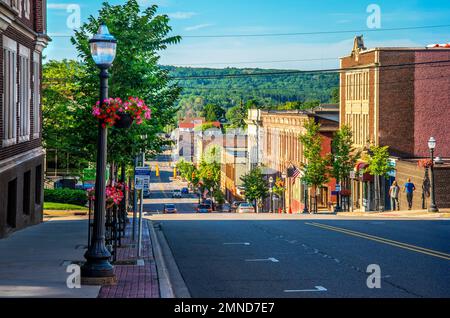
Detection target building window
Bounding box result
[7,178,17,228]
[35,165,42,205]
[2,36,18,147]
[23,170,31,215]
[19,45,31,142]
[33,52,41,139]
[24,0,30,19]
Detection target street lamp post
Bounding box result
[281,172,287,213]
[302,180,309,214]
[82,24,117,281]
[428,137,439,212]
[269,176,274,213]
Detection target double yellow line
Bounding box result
[306,222,450,261]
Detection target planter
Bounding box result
[114,112,133,129]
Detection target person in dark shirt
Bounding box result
[403,178,416,210]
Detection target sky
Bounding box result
[45,0,450,70]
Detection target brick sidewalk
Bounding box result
[98,219,160,298]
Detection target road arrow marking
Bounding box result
[223,242,251,246]
[284,286,327,293]
[245,257,279,263]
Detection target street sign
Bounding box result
[135,166,150,190]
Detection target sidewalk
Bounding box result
[337,208,450,218]
[0,217,100,298]
[98,219,159,298]
[0,215,160,298]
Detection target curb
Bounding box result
[147,220,191,298]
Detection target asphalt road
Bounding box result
[145,156,450,298]
[157,219,450,298]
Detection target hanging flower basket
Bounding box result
[114,112,133,129]
[92,97,151,128]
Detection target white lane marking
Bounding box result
[284,286,327,293]
[245,257,279,263]
[223,242,251,246]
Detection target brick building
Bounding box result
[220,132,248,203]
[340,36,450,211]
[0,0,49,237]
[259,107,339,213]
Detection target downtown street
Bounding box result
[146,156,450,298]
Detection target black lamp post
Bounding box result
[281,172,287,213]
[302,179,309,214]
[81,24,117,281]
[269,176,274,213]
[428,137,439,212]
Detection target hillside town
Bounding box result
[171,36,450,215]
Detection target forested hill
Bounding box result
[162,66,339,119]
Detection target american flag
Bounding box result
[291,166,301,184]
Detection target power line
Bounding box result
[47,23,450,39]
[170,59,450,80]
[181,24,450,38]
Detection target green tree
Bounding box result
[331,87,339,104]
[330,125,361,210]
[299,118,330,213]
[366,145,393,211]
[240,167,269,212]
[42,60,90,173]
[69,0,181,172]
[226,100,258,128]
[202,104,226,122]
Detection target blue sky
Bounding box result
[46,0,450,69]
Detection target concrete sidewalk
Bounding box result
[0,215,161,298]
[0,218,100,298]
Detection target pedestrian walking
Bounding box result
[389,181,400,211]
[403,178,416,210]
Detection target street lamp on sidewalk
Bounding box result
[82,23,117,282]
[281,172,287,213]
[428,137,439,212]
[269,176,274,213]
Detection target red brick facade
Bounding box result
[0,0,49,238]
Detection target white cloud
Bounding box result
[168,11,197,20]
[185,24,214,32]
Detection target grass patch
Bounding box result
[44,202,87,211]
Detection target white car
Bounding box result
[237,203,255,213]
[172,189,182,198]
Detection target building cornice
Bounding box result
[0,147,45,174]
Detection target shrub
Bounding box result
[44,188,88,206]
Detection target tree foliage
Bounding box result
[299,118,329,190]
[240,167,269,203]
[165,66,339,119]
[67,0,181,166]
[330,125,361,185]
[366,145,393,179]
[202,103,226,122]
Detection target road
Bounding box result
[144,157,450,298]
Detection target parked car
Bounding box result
[197,203,212,213]
[219,203,232,213]
[237,203,255,213]
[181,187,189,195]
[172,189,182,198]
[163,204,177,214]
[231,201,247,212]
